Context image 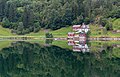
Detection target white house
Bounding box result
[68,40,75,45]
[68,32,75,38]
[80,23,90,33]
[73,44,89,52]
[72,23,90,33]
[73,25,81,31]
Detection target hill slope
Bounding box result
[0,26,14,36]
[0,18,120,37]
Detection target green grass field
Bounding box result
[50,18,120,37]
[92,18,120,37]
[0,41,12,50]
[26,26,72,37]
[89,24,120,37]
[89,41,120,58]
[26,29,46,37]
[52,40,72,49]
[50,26,72,37]
[112,18,120,30]
[0,18,120,37]
[0,26,15,36]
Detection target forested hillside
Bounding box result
[0,0,120,35]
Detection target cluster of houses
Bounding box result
[68,23,90,52]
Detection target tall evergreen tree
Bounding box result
[23,6,34,28]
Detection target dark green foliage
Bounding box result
[0,0,7,21]
[45,39,53,44]
[99,18,108,27]
[105,22,113,31]
[45,33,53,38]
[2,17,11,28]
[103,28,107,34]
[33,22,41,33]
[0,0,120,35]
[23,6,34,28]
[0,42,120,77]
[108,9,120,18]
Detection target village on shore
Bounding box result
[67,23,90,52]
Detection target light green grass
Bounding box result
[50,18,120,37]
[50,24,120,38]
[112,18,120,30]
[90,41,120,46]
[0,25,45,37]
[89,24,120,37]
[89,24,103,37]
[89,41,120,53]
[26,29,46,37]
[52,40,72,49]
[0,26,15,36]
[112,48,120,58]
[0,41,12,49]
[50,26,72,37]
[0,18,120,37]
[29,39,46,45]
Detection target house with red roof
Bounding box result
[67,23,90,52]
[73,23,90,33]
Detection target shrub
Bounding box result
[45,33,53,38]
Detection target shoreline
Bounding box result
[0,36,120,41]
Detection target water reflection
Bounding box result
[67,24,90,53]
[0,41,120,77]
[68,40,89,52]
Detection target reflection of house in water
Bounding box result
[68,23,90,52]
[73,44,89,52]
[68,33,86,45]
[68,39,89,52]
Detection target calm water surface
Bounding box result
[0,41,120,77]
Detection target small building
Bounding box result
[72,23,90,33]
[68,40,75,45]
[68,32,75,38]
[68,33,86,45]
[72,33,86,43]
[73,25,81,31]
[73,44,89,52]
[79,33,86,42]
[73,45,81,52]
[73,34,80,42]
[67,23,90,52]
[80,24,90,33]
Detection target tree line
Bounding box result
[0,0,120,35]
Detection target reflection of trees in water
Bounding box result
[45,39,53,46]
[0,42,120,77]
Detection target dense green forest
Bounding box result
[0,42,120,77]
[0,0,120,35]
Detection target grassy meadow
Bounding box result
[0,41,12,50]
[0,26,15,36]
[0,18,120,37]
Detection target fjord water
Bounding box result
[0,41,120,77]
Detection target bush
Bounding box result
[2,17,11,28]
[33,22,41,33]
[45,39,53,44]
[84,17,90,25]
[99,18,107,27]
[103,28,107,35]
[45,33,53,38]
[105,22,113,31]
[108,10,120,18]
